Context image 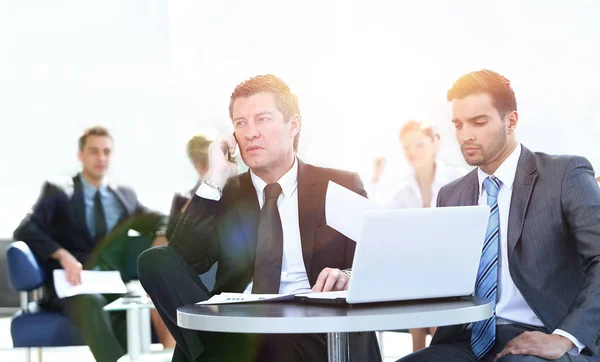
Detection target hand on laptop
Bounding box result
[312,268,349,292]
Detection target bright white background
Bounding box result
[1,0,599,237]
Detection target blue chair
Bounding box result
[6,241,85,362]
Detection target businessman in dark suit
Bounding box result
[14,126,168,362]
[398,70,600,362]
[138,74,381,362]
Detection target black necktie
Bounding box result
[252,183,283,294]
[94,190,108,241]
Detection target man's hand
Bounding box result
[494,332,574,361]
[53,249,83,286]
[312,268,350,292]
[205,134,239,188]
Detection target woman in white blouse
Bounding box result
[371,120,465,351]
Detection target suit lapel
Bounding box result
[297,160,321,278]
[72,175,93,243]
[235,172,261,265]
[459,169,479,206]
[108,184,135,217]
[507,146,538,259]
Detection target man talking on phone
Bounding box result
[138,75,382,362]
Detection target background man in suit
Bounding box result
[398,70,600,362]
[14,126,169,362]
[138,74,381,362]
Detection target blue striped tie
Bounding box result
[471,176,501,359]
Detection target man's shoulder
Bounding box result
[439,169,476,196]
[44,175,76,196]
[532,151,589,173]
[306,163,357,181]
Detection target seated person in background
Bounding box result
[150,131,218,348]
[398,69,600,362]
[167,131,216,239]
[14,126,170,362]
[371,120,465,351]
[138,74,382,362]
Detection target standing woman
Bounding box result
[371,120,465,351]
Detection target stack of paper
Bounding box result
[53,270,127,298]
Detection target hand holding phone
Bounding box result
[205,133,239,188]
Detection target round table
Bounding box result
[177,296,492,362]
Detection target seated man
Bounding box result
[138,75,382,362]
[398,70,600,361]
[14,126,170,362]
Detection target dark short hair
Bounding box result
[79,126,112,151]
[447,69,517,118]
[229,74,300,152]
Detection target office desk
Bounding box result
[178,296,492,362]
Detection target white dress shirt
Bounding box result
[384,160,466,209]
[477,143,584,355]
[196,158,312,295]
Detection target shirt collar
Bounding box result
[477,143,522,196]
[80,174,109,195]
[250,157,298,201]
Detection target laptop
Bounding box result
[298,205,490,305]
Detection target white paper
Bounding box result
[197,292,296,305]
[53,270,127,298]
[325,181,381,242]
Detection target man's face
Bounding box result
[451,93,514,169]
[78,135,112,180]
[231,92,299,172]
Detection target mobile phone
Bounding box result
[227,132,238,162]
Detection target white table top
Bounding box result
[177,296,492,334]
[104,296,155,312]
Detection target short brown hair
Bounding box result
[229,74,301,152]
[79,126,112,151]
[447,69,517,118]
[399,120,440,142]
[187,133,214,167]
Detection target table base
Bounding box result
[327,332,349,362]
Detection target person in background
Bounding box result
[371,120,465,351]
[14,126,169,362]
[149,132,217,349]
[166,132,216,239]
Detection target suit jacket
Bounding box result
[431,146,600,358]
[168,160,365,295]
[14,174,167,286]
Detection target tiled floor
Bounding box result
[0,316,423,361]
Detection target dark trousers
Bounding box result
[138,245,382,362]
[397,323,595,362]
[43,290,127,362]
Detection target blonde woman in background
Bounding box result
[166,133,215,238]
[371,120,466,351]
[150,131,217,349]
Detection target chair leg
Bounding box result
[36,347,43,362]
[25,347,32,362]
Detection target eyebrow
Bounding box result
[255,111,273,118]
[451,114,489,123]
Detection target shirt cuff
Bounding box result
[196,182,222,201]
[552,329,585,355]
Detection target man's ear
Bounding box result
[506,111,518,134]
[289,113,301,138]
